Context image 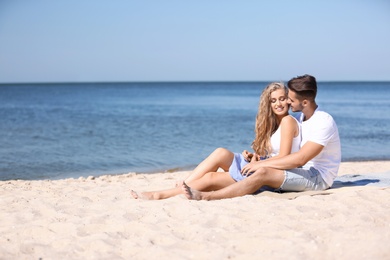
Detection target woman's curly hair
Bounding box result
[252,82,288,157]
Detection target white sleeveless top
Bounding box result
[269,115,301,157]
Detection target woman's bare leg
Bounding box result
[131,187,182,200]
[189,171,237,191]
[131,172,236,200]
[131,148,235,200]
[184,148,234,184]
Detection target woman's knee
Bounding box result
[213,148,234,167]
[213,147,234,158]
[202,171,215,182]
[213,147,229,155]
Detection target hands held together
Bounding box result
[241,150,263,176]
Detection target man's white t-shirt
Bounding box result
[299,108,341,186]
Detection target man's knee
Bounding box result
[251,167,270,180]
[252,167,284,188]
[254,167,267,175]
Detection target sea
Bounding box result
[1,81,389,180]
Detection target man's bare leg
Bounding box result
[182,167,285,200]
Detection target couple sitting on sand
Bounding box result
[131,74,341,200]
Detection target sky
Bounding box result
[0,0,389,83]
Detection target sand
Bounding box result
[1,161,390,259]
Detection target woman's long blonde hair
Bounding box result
[252,82,288,157]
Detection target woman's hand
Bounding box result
[242,150,253,162]
[251,153,261,162]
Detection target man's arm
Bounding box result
[241,141,324,174]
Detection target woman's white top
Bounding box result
[269,115,301,157]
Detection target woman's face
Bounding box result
[270,88,289,116]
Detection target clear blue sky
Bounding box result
[1,0,389,83]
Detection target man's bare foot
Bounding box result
[181,182,203,200]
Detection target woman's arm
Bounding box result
[240,115,298,175]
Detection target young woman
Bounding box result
[131,82,301,200]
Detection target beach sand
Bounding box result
[1,161,390,259]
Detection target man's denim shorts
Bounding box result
[279,167,330,191]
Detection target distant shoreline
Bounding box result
[2,160,389,182]
[1,80,390,85]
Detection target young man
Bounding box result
[182,74,341,200]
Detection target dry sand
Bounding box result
[1,161,390,259]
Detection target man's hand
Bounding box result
[241,161,263,176]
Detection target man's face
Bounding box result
[287,90,304,112]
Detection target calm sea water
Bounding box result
[0,82,389,180]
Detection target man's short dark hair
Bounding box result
[287,74,317,101]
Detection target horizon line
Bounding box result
[1,79,390,85]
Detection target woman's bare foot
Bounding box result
[175,180,184,187]
[130,190,155,200]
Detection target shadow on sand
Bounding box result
[331,174,383,189]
